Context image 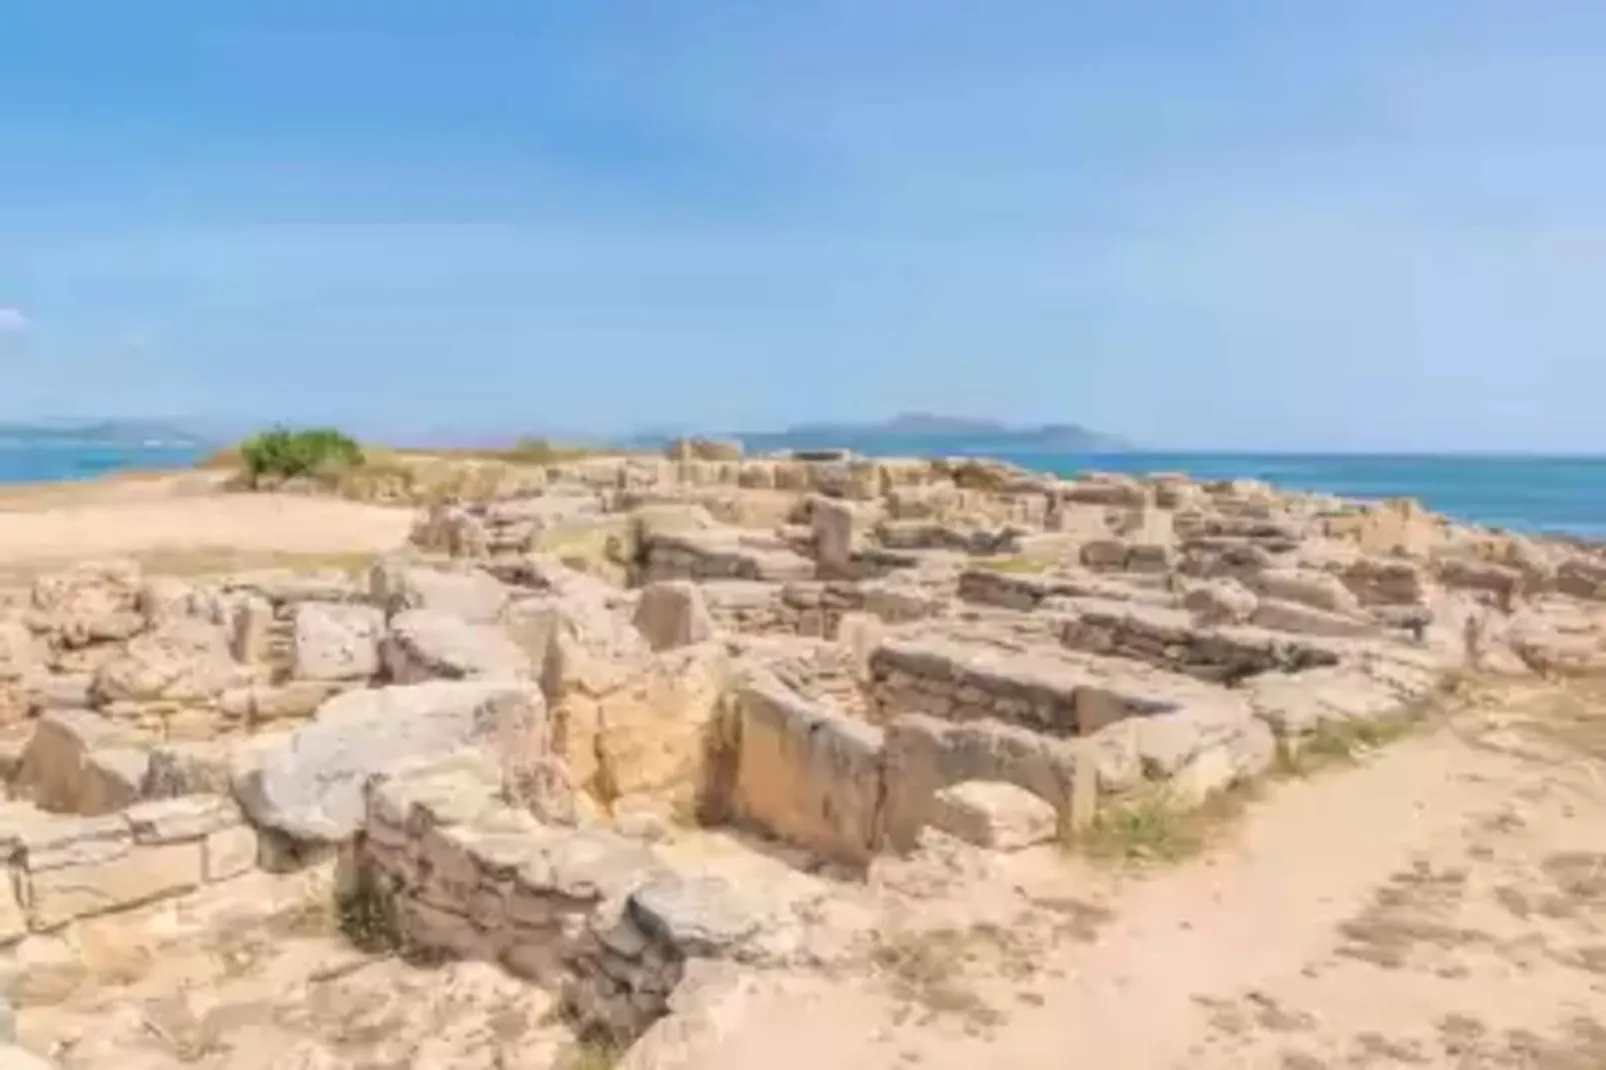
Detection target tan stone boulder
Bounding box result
[1182,577,1259,626]
[368,560,511,624]
[1252,567,1361,615]
[290,602,385,681]
[0,617,44,725]
[382,609,531,683]
[27,559,146,648]
[633,580,715,652]
[14,708,150,814]
[90,618,250,707]
[550,637,730,813]
[929,780,1057,850]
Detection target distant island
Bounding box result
[623,413,1131,456]
[0,418,214,449]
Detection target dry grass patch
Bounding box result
[131,546,378,579]
[554,1039,624,1070]
[979,552,1060,574]
[1067,780,1261,866]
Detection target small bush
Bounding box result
[498,437,606,465]
[238,426,365,485]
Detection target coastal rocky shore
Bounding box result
[0,447,1603,1068]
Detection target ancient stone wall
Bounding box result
[356,751,762,1046]
[712,680,886,866]
[1059,603,1342,683]
[866,636,1176,738]
[0,794,257,943]
[640,532,815,585]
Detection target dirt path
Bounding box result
[696,683,1606,1069]
[0,481,414,581]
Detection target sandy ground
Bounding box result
[0,475,415,582]
[9,475,1606,1068]
[690,680,1606,1070]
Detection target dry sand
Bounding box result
[0,474,414,583]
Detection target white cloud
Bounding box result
[0,308,29,333]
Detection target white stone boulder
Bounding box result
[929,781,1057,850]
[291,603,385,681]
[382,609,531,682]
[234,680,546,843]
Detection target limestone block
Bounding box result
[881,714,1079,852]
[726,679,885,866]
[589,644,728,806]
[236,680,546,844]
[1182,578,1258,626]
[291,603,384,681]
[632,581,715,652]
[1249,598,1376,639]
[76,748,148,816]
[91,617,246,706]
[26,673,92,714]
[16,816,202,929]
[14,709,142,814]
[124,795,238,844]
[625,874,759,958]
[369,562,510,624]
[229,594,275,663]
[27,559,145,649]
[382,609,530,683]
[1253,568,1360,615]
[929,780,1057,850]
[203,825,259,882]
[810,496,857,577]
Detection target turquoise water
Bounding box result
[0,441,206,484]
[992,451,1606,538]
[3,441,1603,538]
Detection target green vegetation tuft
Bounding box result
[237,426,365,485]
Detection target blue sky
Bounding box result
[3,2,1605,450]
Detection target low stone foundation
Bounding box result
[641,531,816,585]
[0,794,257,942]
[356,751,765,1046]
[958,567,1173,612]
[867,636,1177,738]
[1059,602,1342,683]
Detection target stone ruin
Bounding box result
[1,451,1605,1066]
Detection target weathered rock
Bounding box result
[1252,568,1361,615]
[1344,557,1429,606]
[369,561,511,624]
[633,581,715,652]
[719,678,886,865]
[383,609,531,682]
[290,603,385,681]
[14,709,146,814]
[28,559,146,648]
[90,618,246,705]
[1182,578,1258,626]
[556,643,730,808]
[810,495,858,578]
[929,780,1057,850]
[1249,598,1376,639]
[235,680,547,843]
[626,874,760,958]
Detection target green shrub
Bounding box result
[238,426,365,484]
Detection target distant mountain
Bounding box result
[622,413,1130,456]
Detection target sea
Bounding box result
[4,440,1605,539]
